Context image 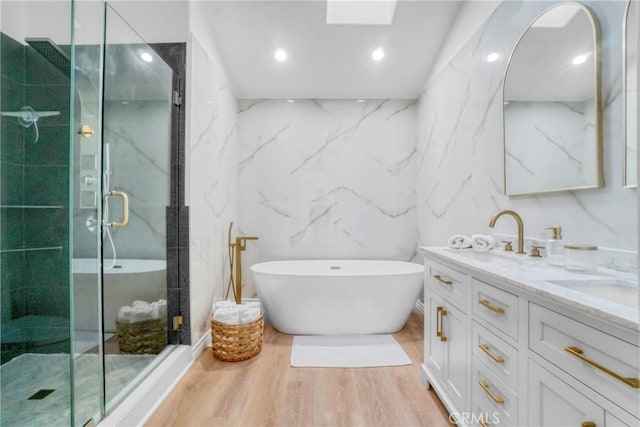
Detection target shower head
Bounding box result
[25,38,70,77]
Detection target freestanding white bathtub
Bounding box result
[73,259,167,333]
[250,260,424,335]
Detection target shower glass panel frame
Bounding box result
[100,3,175,415]
[1,1,180,425]
[0,0,80,425]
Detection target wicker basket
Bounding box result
[116,318,167,354]
[210,315,264,362]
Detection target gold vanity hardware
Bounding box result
[529,244,545,258]
[439,307,448,342]
[581,423,596,427]
[104,191,129,228]
[479,343,505,364]
[433,274,453,285]
[564,346,640,388]
[479,299,505,314]
[479,417,490,427]
[501,240,513,252]
[436,306,447,341]
[478,381,504,404]
[489,209,525,254]
[545,226,562,240]
[79,125,95,138]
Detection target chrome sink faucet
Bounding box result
[489,210,525,255]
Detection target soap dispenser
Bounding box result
[545,226,564,266]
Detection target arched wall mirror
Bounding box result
[624,0,637,188]
[502,2,603,196]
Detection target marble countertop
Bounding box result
[420,246,639,331]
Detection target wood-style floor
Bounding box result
[146,311,452,427]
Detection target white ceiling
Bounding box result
[203,0,462,99]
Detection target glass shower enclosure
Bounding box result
[0,1,177,425]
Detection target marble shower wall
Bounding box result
[102,100,171,260]
[417,1,637,271]
[238,99,418,296]
[187,34,238,342]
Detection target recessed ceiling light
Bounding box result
[275,48,288,62]
[372,48,384,61]
[140,52,153,63]
[356,99,365,103]
[486,53,499,63]
[572,54,588,65]
[286,99,295,103]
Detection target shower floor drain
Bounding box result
[28,389,55,400]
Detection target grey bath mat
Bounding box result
[290,334,412,368]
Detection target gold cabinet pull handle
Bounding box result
[478,381,504,404]
[439,308,448,342]
[436,306,442,337]
[433,274,453,285]
[581,423,596,427]
[565,346,640,388]
[479,344,505,364]
[479,417,490,427]
[479,299,505,314]
[105,191,129,228]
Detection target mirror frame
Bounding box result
[623,0,637,189]
[502,2,603,196]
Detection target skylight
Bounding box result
[326,0,398,25]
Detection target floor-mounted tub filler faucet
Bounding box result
[227,222,259,304]
[489,209,525,255]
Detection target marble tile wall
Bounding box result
[237,99,418,296]
[417,1,637,272]
[187,34,238,342]
[102,100,171,260]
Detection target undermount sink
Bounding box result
[447,249,540,267]
[547,279,639,308]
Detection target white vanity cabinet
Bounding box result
[423,261,471,417]
[421,250,640,427]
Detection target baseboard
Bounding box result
[192,328,212,358]
[415,299,425,314]
[99,345,192,427]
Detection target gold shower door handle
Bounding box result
[105,191,129,228]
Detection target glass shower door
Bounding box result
[100,4,173,410]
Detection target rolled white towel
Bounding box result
[150,302,160,319]
[130,305,154,323]
[156,299,167,318]
[244,301,261,311]
[213,307,239,325]
[132,300,150,309]
[212,300,235,314]
[471,234,496,252]
[240,307,261,324]
[117,306,132,323]
[447,234,472,249]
